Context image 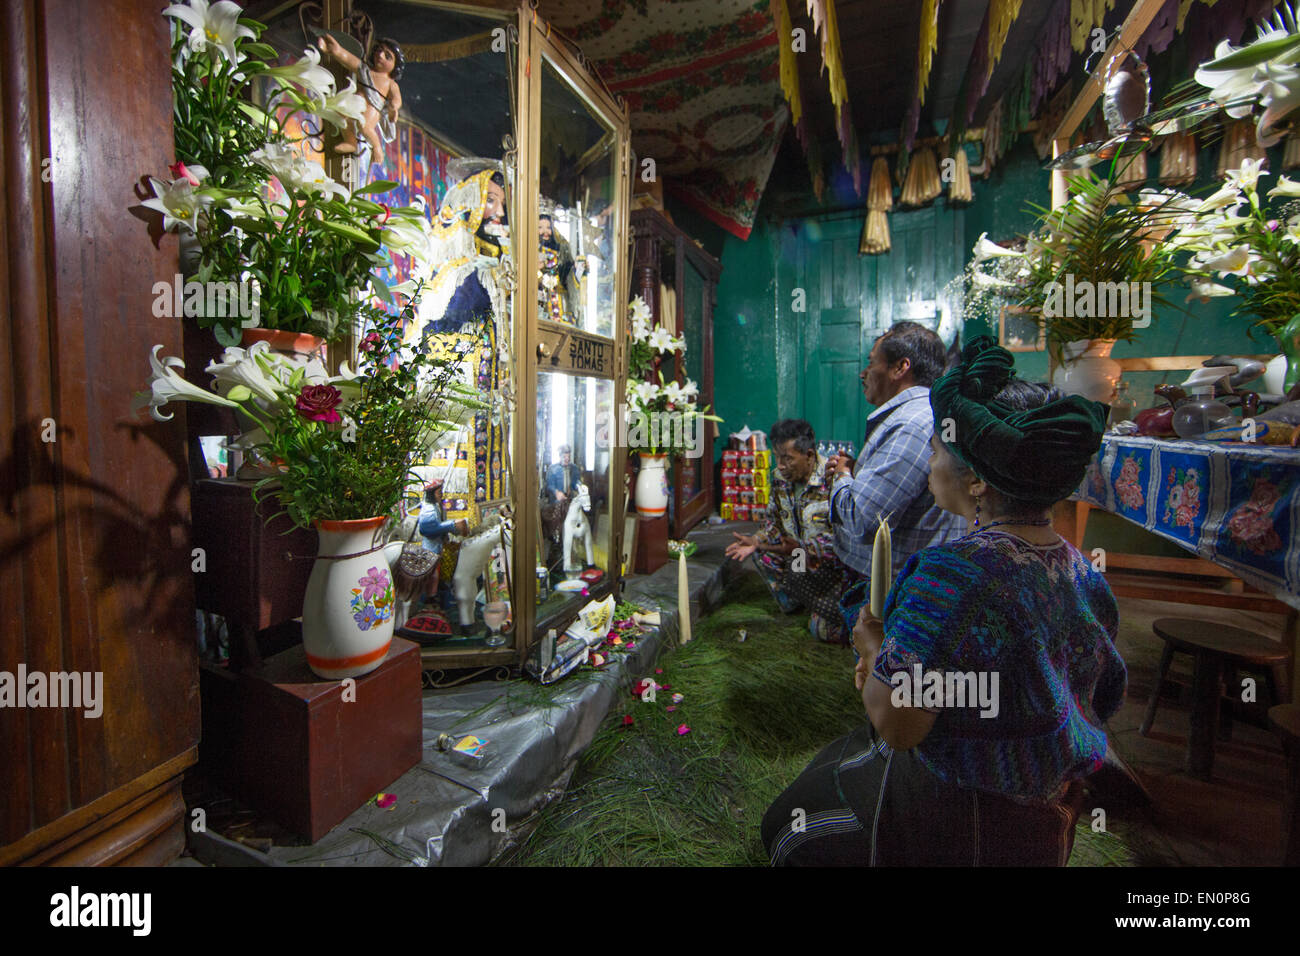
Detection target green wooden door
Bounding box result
[795,206,964,445]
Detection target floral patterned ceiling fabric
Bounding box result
[542,0,788,240]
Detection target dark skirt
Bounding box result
[761,725,1085,866]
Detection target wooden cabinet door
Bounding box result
[0,0,198,866]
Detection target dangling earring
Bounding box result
[973,495,981,530]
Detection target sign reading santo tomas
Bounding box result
[538,326,613,378]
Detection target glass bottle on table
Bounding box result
[1108,380,1137,428]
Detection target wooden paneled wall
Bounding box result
[1,0,198,865]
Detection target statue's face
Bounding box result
[372,44,396,74]
[539,217,553,241]
[484,181,506,224]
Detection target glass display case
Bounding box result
[253,0,631,678]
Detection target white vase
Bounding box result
[302,516,395,680]
[1264,353,1288,395]
[635,452,670,518]
[1052,339,1121,404]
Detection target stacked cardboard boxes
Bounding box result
[720,448,773,522]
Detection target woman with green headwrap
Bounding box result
[762,337,1127,866]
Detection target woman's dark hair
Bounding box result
[769,418,816,455]
[879,321,947,387]
[372,38,405,80]
[949,379,1066,519]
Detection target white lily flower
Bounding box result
[381,216,434,266]
[1200,245,1252,275]
[971,232,1023,264]
[142,176,215,233]
[1271,175,1300,199]
[1185,276,1236,301]
[313,78,366,131]
[627,380,659,407]
[661,381,686,404]
[261,46,336,100]
[164,0,254,66]
[971,269,1019,290]
[1256,62,1300,146]
[1197,183,1245,213]
[680,378,699,401]
[1226,158,1269,192]
[205,342,289,403]
[646,325,679,353]
[251,144,347,200]
[144,345,241,422]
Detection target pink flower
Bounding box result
[622,714,634,727]
[169,161,201,186]
[375,792,397,809]
[360,331,382,353]
[676,724,691,736]
[358,566,390,602]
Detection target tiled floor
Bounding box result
[1099,597,1291,866]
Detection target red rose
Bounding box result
[295,384,343,423]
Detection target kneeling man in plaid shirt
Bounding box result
[725,418,848,643]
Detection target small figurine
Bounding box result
[316,34,404,158]
[416,480,469,560]
[562,482,594,575]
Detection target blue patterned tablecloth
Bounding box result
[1075,436,1300,611]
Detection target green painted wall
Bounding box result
[701,132,1286,557]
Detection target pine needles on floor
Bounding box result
[497,573,863,867]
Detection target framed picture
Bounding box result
[999,305,1045,352]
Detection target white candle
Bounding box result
[678,548,692,644]
[870,515,892,619]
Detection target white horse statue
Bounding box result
[451,519,513,628]
[562,482,594,575]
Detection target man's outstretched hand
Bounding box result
[724,532,759,562]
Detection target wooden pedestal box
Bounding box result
[207,637,424,844]
[634,514,670,575]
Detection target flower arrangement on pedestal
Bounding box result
[624,296,721,517]
[624,296,721,458]
[148,0,431,343]
[139,286,486,678]
[140,286,484,527]
[1159,158,1300,391]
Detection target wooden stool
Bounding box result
[1141,618,1292,780]
[1270,704,1300,866]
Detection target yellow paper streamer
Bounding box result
[772,0,802,128]
[987,0,1024,73]
[918,0,941,106]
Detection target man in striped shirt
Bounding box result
[828,322,966,586]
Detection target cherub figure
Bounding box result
[316,34,404,157]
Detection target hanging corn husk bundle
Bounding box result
[1218,119,1267,178]
[1114,147,1148,191]
[860,209,891,254]
[1158,131,1197,186]
[861,155,893,255]
[1284,127,1300,170]
[867,156,893,211]
[899,147,941,206]
[947,144,973,203]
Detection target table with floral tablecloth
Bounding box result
[1074,435,1300,612]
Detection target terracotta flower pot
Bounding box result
[241,327,326,360]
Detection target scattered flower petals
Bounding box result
[622,714,634,727]
[676,724,691,736]
[655,668,663,674]
[590,652,606,667]
[610,636,623,646]
[374,792,397,809]
[671,693,684,704]
[666,705,677,712]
